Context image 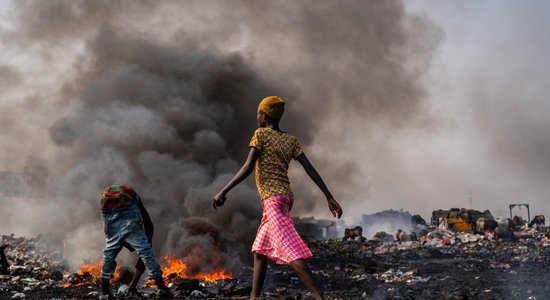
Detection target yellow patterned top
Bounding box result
[249,127,303,200]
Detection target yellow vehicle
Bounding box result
[431,208,494,232]
[444,217,474,232]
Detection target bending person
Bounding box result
[98,184,171,299]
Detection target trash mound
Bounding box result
[0,234,249,299]
[298,228,550,299]
[2,228,550,299]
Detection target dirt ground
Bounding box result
[2,237,550,299]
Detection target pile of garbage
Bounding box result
[2,220,550,299]
[298,224,550,299]
[0,234,253,299]
[0,234,67,298]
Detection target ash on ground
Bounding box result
[1,223,550,299]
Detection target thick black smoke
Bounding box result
[0,0,440,271]
[46,28,281,271]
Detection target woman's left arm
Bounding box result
[296,153,343,218]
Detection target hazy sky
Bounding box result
[392,1,550,219]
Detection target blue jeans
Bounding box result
[100,204,162,280]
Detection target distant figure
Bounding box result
[0,244,8,274]
[475,218,498,233]
[529,215,545,230]
[494,218,515,240]
[98,184,171,298]
[512,215,525,230]
[395,229,407,242]
[343,226,364,241]
[417,229,429,244]
[409,231,418,242]
[372,231,395,243]
[411,215,427,226]
[212,96,343,300]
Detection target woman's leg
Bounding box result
[251,252,268,299]
[289,259,325,300]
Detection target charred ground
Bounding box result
[1,230,550,299]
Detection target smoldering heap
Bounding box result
[0,0,441,275]
[1,221,550,299]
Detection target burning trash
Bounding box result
[0,232,240,299]
[151,255,232,286]
[1,213,550,299]
[1,204,549,299]
[61,259,120,288]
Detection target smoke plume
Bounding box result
[0,0,440,271]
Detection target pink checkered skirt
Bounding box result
[252,194,312,264]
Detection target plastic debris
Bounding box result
[11,292,26,298]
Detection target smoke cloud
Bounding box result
[0,0,440,271]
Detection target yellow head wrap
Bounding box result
[258,96,285,119]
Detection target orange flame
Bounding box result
[65,255,232,288]
[62,258,120,288]
[157,255,232,285]
[62,283,73,289]
[161,255,190,280]
[79,259,103,278]
[196,270,233,283]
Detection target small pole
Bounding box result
[423,199,426,218]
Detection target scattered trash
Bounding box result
[190,289,206,298]
[1,217,549,299]
[116,284,129,296]
[86,291,99,298]
[11,292,26,298]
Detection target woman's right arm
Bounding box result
[212,147,260,208]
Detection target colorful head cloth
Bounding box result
[258,96,285,119]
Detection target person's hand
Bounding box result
[327,197,342,218]
[212,191,227,210]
